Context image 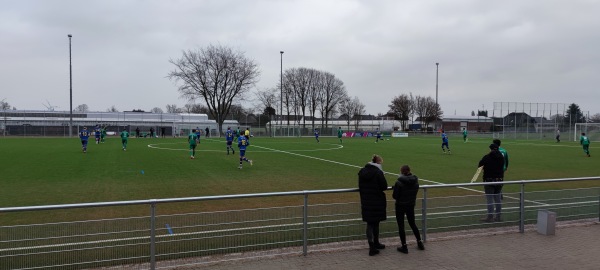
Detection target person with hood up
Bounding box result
[358,154,388,256]
[393,165,424,254]
[478,143,505,222]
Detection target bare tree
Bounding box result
[589,113,600,123]
[338,97,352,130]
[165,104,181,113]
[106,105,119,112]
[227,104,247,124]
[168,44,260,136]
[255,88,278,132]
[0,100,9,111]
[424,98,443,128]
[1,99,10,136]
[74,104,89,113]
[151,107,164,113]
[292,68,311,127]
[182,103,209,114]
[388,93,413,130]
[338,96,365,130]
[414,96,442,128]
[282,67,318,127]
[350,97,366,131]
[318,71,347,130]
[307,69,320,129]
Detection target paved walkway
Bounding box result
[197,222,599,270]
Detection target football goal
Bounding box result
[574,123,600,142]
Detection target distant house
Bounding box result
[440,115,493,132]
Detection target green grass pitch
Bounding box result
[1,134,598,210]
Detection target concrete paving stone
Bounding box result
[193,222,599,270]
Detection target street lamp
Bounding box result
[435,62,439,130]
[280,51,284,130]
[435,62,439,107]
[68,34,73,137]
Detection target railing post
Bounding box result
[422,187,427,242]
[303,193,308,256]
[519,183,525,233]
[150,201,156,270]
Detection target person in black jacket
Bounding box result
[358,154,388,256]
[479,143,505,222]
[393,165,424,254]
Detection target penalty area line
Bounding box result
[252,145,548,206]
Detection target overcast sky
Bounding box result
[2,0,599,117]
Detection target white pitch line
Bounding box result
[252,144,548,206]
[147,139,344,153]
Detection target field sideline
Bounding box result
[1,135,598,210]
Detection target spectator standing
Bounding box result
[392,165,424,254]
[358,154,388,256]
[478,143,505,222]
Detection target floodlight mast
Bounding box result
[68,34,73,137]
[280,51,284,131]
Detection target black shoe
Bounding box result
[369,248,380,256]
[417,241,425,250]
[397,245,408,254]
[374,242,386,250]
[494,215,502,222]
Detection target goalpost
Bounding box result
[574,123,600,142]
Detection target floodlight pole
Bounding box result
[280,51,284,132]
[68,34,73,137]
[435,62,439,107]
[435,62,439,130]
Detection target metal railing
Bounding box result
[1,177,598,269]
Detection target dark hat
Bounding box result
[489,143,499,150]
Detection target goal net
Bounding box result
[574,123,600,142]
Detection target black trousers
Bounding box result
[395,204,421,245]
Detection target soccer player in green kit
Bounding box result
[463,128,468,143]
[100,126,107,143]
[337,127,343,144]
[120,128,129,151]
[188,129,198,159]
[580,132,591,157]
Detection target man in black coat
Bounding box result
[393,165,424,254]
[358,154,388,256]
[479,143,505,222]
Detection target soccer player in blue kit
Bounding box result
[237,133,253,169]
[79,126,90,153]
[226,127,235,155]
[195,127,201,144]
[441,130,451,154]
[375,128,382,143]
[314,128,320,143]
[94,124,101,144]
